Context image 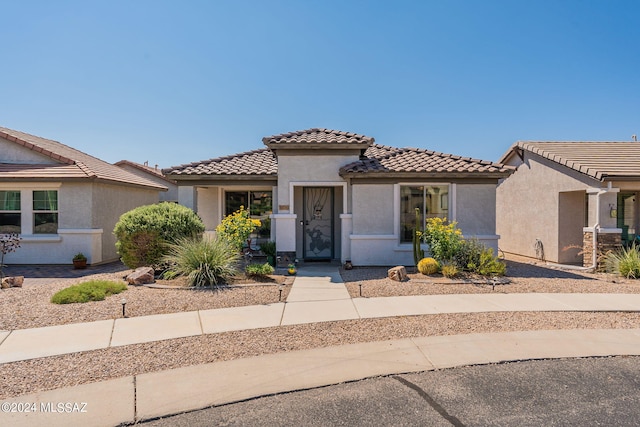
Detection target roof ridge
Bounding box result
[262,128,373,144]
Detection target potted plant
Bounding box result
[287,263,297,275]
[72,252,87,269]
[259,241,277,267]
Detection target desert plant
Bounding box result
[422,217,463,263]
[605,244,640,279]
[215,206,261,251]
[441,263,460,278]
[452,238,485,271]
[114,202,205,269]
[468,247,507,277]
[246,262,275,278]
[162,235,240,287]
[73,252,87,261]
[51,280,126,304]
[259,241,276,257]
[412,208,424,266]
[417,257,440,275]
[0,233,21,279]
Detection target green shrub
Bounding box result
[422,217,463,263]
[441,263,460,278]
[605,244,640,279]
[468,247,507,277]
[259,241,277,257]
[51,280,127,304]
[452,238,485,271]
[246,262,275,278]
[162,236,240,287]
[114,203,205,268]
[417,257,440,275]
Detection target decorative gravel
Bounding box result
[2,255,640,399]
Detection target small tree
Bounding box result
[421,217,463,263]
[0,233,21,279]
[215,206,261,251]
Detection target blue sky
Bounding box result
[2,1,639,168]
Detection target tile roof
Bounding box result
[163,148,277,176]
[262,128,374,148]
[502,141,640,180]
[0,127,167,190]
[114,160,177,184]
[340,147,514,178]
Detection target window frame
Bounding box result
[0,190,22,234]
[32,190,59,235]
[397,183,452,244]
[222,189,273,244]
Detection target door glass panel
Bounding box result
[304,187,333,259]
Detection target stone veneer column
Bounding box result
[583,228,622,269]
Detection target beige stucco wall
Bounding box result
[195,187,220,231]
[116,164,177,202]
[275,153,358,210]
[496,152,597,263]
[0,137,57,163]
[352,184,395,235]
[91,182,160,262]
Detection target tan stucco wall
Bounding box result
[116,164,177,202]
[496,153,596,262]
[196,187,220,231]
[0,137,57,163]
[352,184,395,234]
[455,184,497,236]
[91,183,160,262]
[275,154,358,210]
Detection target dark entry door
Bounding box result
[303,187,333,260]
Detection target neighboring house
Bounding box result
[0,126,167,264]
[497,141,640,266]
[114,160,178,202]
[164,128,513,266]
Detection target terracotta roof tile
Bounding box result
[164,148,277,176]
[0,126,167,190]
[502,141,640,180]
[262,128,374,147]
[340,147,513,177]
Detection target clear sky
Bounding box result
[2,1,639,168]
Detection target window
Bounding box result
[224,190,272,240]
[33,190,58,234]
[0,191,21,233]
[400,185,449,243]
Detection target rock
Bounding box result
[126,267,155,285]
[9,276,24,287]
[388,266,408,282]
[1,276,23,288]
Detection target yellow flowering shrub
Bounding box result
[216,206,261,251]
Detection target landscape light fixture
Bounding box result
[121,298,127,318]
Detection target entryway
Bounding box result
[303,187,334,260]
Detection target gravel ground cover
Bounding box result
[2,255,640,399]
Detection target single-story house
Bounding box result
[164,128,514,266]
[0,126,168,264]
[114,160,178,202]
[496,141,640,266]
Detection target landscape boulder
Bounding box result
[388,266,408,282]
[126,267,155,285]
[1,276,24,289]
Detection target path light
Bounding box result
[359,282,362,297]
[121,298,127,318]
[279,283,284,302]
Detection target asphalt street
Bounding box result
[139,356,640,427]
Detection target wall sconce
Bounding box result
[610,204,617,218]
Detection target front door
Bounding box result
[303,187,333,260]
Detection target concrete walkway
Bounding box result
[3,264,640,426]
